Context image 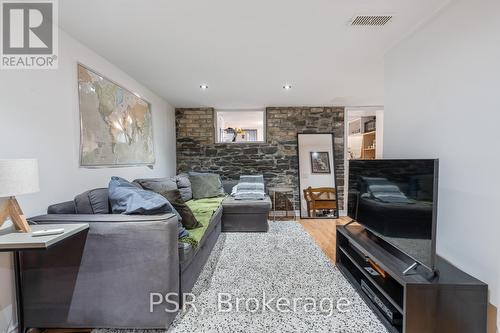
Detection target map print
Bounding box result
[78,64,155,166]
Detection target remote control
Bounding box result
[31,228,65,237]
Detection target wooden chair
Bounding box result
[303,187,337,217]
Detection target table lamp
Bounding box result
[0,159,40,233]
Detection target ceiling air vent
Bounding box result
[351,15,392,27]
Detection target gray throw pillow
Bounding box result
[134,177,178,193]
[74,188,111,214]
[163,189,202,229]
[188,172,225,199]
[109,176,177,215]
[175,173,193,201]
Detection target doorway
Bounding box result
[344,107,384,216]
[346,107,384,161]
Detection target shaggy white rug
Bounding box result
[94,221,388,333]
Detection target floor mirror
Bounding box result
[298,133,339,219]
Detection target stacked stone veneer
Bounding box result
[176,107,345,209]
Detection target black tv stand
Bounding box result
[336,224,488,333]
[402,262,419,276]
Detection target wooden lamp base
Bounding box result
[0,197,32,233]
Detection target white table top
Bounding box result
[0,223,89,251]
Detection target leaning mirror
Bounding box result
[298,133,339,219]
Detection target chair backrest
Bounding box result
[303,187,337,202]
[303,187,337,217]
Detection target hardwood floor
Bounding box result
[298,216,351,263]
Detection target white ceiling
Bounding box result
[59,0,449,108]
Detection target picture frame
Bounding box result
[310,152,331,174]
[78,63,155,168]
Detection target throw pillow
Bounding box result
[162,189,202,229]
[74,188,111,214]
[108,176,177,215]
[177,221,189,239]
[175,173,193,201]
[134,177,178,193]
[188,172,225,199]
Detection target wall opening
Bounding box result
[215,110,265,143]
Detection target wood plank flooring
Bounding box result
[298,216,351,263]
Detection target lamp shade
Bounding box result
[0,159,40,197]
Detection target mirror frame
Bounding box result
[297,132,340,219]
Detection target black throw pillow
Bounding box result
[162,189,202,229]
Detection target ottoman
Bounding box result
[221,196,272,232]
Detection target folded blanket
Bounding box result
[232,175,266,200]
[234,191,266,200]
[237,182,265,191]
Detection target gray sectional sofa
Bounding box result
[19,177,271,331]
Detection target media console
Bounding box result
[336,224,488,333]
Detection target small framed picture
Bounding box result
[310,152,331,174]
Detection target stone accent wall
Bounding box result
[176,107,214,146]
[176,107,345,209]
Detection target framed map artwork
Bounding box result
[78,64,155,167]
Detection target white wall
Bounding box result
[0,29,176,332]
[385,0,500,329]
[375,110,384,159]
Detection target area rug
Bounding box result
[94,221,388,333]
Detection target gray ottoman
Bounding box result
[222,196,272,232]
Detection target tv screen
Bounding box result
[347,159,438,271]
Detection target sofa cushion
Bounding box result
[48,200,77,214]
[222,196,272,214]
[188,172,225,199]
[162,189,202,229]
[108,176,177,216]
[180,197,225,247]
[74,188,111,214]
[175,173,193,201]
[134,177,178,194]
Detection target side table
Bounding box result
[267,187,296,221]
[0,223,89,333]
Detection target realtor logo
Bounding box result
[1,0,58,69]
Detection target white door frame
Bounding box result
[342,106,384,217]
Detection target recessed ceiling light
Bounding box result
[283,84,292,90]
[200,84,208,90]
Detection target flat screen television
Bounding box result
[347,159,439,272]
